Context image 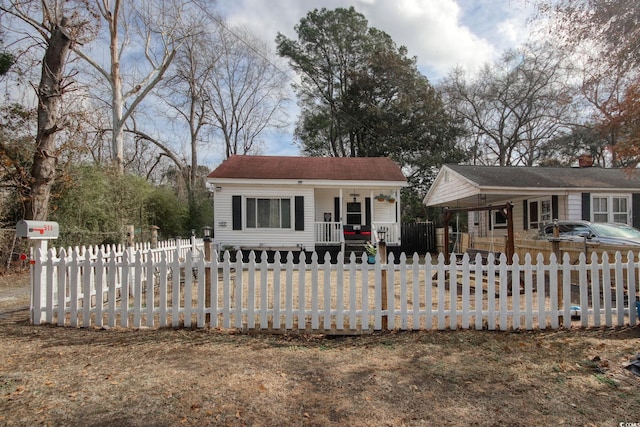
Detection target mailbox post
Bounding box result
[16,220,59,242]
[16,220,59,324]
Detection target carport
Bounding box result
[442,202,515,263]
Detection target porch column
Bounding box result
[396,190,401,238]
[339,188,344,255]
[370,190,375,237]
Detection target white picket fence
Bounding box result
[44,237,203,263]
[29,245,638,332]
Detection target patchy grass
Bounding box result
[1,272,639,426]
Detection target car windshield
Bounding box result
[590,223,640,239]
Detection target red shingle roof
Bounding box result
[207,155,406,182]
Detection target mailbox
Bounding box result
[16,220,59,240]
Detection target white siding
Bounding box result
[567,192,583,221]
[314,189,337,222]
[468,212,480,237]
[372,198,397,223]
[213,184,315,251]
[512,200,524,233]
[426,169,478,206]
[556,195,567,220]
[313,188,398,224]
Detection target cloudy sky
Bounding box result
[207,0,536,162]
[218,0,534,81]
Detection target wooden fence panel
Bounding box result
[401,222,436,254]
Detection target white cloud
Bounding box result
[218,0,533,81]
[353,0,496,79]
[212,0,535,158]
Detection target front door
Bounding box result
[346,202,361,225]
[344,200,371,240]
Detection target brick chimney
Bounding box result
[578,154,593,168]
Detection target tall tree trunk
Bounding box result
[109,0,124,174]
[189,96,198,189]
[24,21,72,220]
[111,71,124,173]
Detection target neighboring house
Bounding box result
[207,155,407,258]
[423,164,640,237]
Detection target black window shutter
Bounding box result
[365,197,371,226]
[334,197,340,223]
[633,193,640,228]
[581,193,591,221]
[232,196,242,230]
[551,195,559,220]
[295,196,304,231]
[522,200,528,230]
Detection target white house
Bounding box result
[207,155,408,258]
[423,164,640,237]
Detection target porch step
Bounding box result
[344,241,368,262]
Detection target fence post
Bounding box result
[204,231,212,324]
[126,224,135,298]
[190,229,197,254]
[379,237,388,330]
[551,221,563,323]
[126,224,134,247]
[150,225,159,249]
[30,240,48,324]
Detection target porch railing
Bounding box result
[374,223,399,245]
[314,222,400,245]
[314,221,343,244]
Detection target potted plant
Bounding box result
[365,242,377,264]
[376,194,387,202]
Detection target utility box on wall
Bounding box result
[16,220,59,240]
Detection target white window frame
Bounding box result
[491,209,507,229]
[591,194,630,224]
[541,199,552,224]
[245,197,292,229]
[527,197,552,230]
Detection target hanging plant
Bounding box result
[388,197,395,203]
[376,194,387,202]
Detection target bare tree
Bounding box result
[72,0,193,174]
[440,44,575,166]
[535,0,640,167]
[160,13,289,168]
[205,21,289,159]
[157,12,217,191]
[155,14,289,175]
[150,13,288,227]
[536,0,640,77]
[0,1,96,220]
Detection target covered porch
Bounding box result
[311,187,402,250]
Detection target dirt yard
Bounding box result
[1,272,639,426]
